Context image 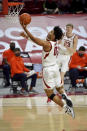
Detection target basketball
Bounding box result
[19,13,31,25]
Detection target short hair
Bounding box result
[79,46,85,51]
[10,42,15,45]
[66,24,73,29]
[53,26,63,40]
[14,48,20,52]
[10,42,15,47]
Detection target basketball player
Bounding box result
[20,22,75,118]
[57,24,78,86]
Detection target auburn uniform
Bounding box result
[42,41,61,89]
[3,49,15,65]
[57,33,76,72]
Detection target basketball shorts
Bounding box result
[43,64,61,89]
[57,54,70,73]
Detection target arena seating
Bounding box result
[20,0,44,14]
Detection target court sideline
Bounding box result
[0,95,87,131]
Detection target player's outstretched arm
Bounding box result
[20,32,29,39]
[20,22,50,49]
[73,35,78,53]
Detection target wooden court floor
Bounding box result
[0,95,87,131]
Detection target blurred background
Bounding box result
[0,0,87,15]
[0,0,87,96]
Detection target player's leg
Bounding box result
[58,55,73,106]
[55,68,75,118]
[45,89,64,107]
[43,65,64,107]
[56,86,73,107]
[60,72,65,85]
[56,86,75,118]
[55,66,72,107]
[43,65,75,118]
[60,55,70,86]
[46,64,71,107]
[44,88,74,118]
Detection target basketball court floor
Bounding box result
[0,79,87,131]
[0,92,87,131]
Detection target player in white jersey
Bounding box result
[57,24,78,86]
[42,41,62,90]
[20,22,75,118]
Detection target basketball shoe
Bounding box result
[62,94,73,107]
[62,94,75,119]
[64,105,75,119]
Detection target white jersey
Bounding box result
[58,33,75,55]
[42,41,58,67]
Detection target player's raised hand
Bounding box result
[20,21,27,29]
[20,32,28,39]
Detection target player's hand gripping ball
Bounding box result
[19,13,31,25]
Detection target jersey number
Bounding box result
[64,41,70,47]
[54,47,58,56]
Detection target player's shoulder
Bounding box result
[73,33,78,39]
[43,41,54,52]
[46,40,55,47]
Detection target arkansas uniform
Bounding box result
[57,33,76,72]
[42,41,61,89]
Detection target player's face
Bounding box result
[66,26,73,34]
[46,30,55,41]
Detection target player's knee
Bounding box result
[44,89,55,100]
[48,93,56,100]
[56,86,64,93]
[56,85,63,90]
[44,89,53,96]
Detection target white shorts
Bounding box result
[57,54,70,73]
[43,64,61,89]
